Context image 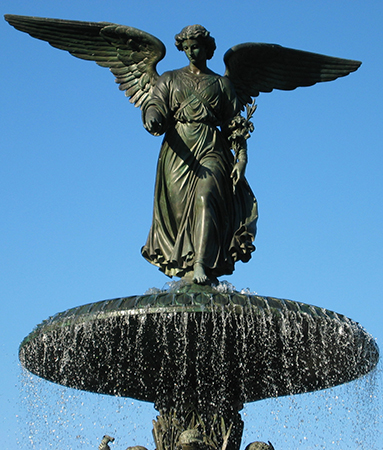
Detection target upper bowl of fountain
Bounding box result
[19,285,379,408]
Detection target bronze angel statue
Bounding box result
[5,15,361,284]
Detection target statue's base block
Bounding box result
[20,285,379,450]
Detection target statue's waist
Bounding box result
[174,118,220,127]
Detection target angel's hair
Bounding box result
[175,25,216,60]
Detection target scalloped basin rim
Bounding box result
[23,292,349,341]
[19,291,379,404]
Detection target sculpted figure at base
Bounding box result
[177,429,207,450]
[99,435,115,450]
[125,446,148,450]
[245,442,275,450]
[5,15,361,284]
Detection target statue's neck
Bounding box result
[188,61,208,75]
[187,62,214,76]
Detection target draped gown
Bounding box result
[141,67,258,279]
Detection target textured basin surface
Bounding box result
[20,288,379,407]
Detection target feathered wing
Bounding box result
[224,42,361,109]
[4,14,166,109]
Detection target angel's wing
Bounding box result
[224,43,361,109]
[4,14,166,109]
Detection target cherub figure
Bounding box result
[177,429,207,450]
[5,15,360,284]
[245,441,275,450]
[99,435,115,450]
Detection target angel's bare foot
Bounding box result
[193,262,208,284]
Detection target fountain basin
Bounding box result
[19,290,379,407]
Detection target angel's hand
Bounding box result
[145,107,164,136]
[231,160,247,186]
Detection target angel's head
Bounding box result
[175,25,216,60]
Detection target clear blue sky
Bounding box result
[1,1,382,449]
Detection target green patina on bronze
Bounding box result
[19,290,378,450]
[5,14,361,286]
[20,291,378,402]
[5,14,374,450]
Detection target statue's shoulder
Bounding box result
[156,67,224,86]
[156,68,183,86]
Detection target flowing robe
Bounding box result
[141,67,258,278]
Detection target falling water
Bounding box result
[19,368,155,449]
[18,364,381,449]
[18,282,379,449]
[242,363,381,449]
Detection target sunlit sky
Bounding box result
[1,1,382,449]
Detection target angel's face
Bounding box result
[182,39,207,66]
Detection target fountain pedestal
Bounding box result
[19,285,379,450]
